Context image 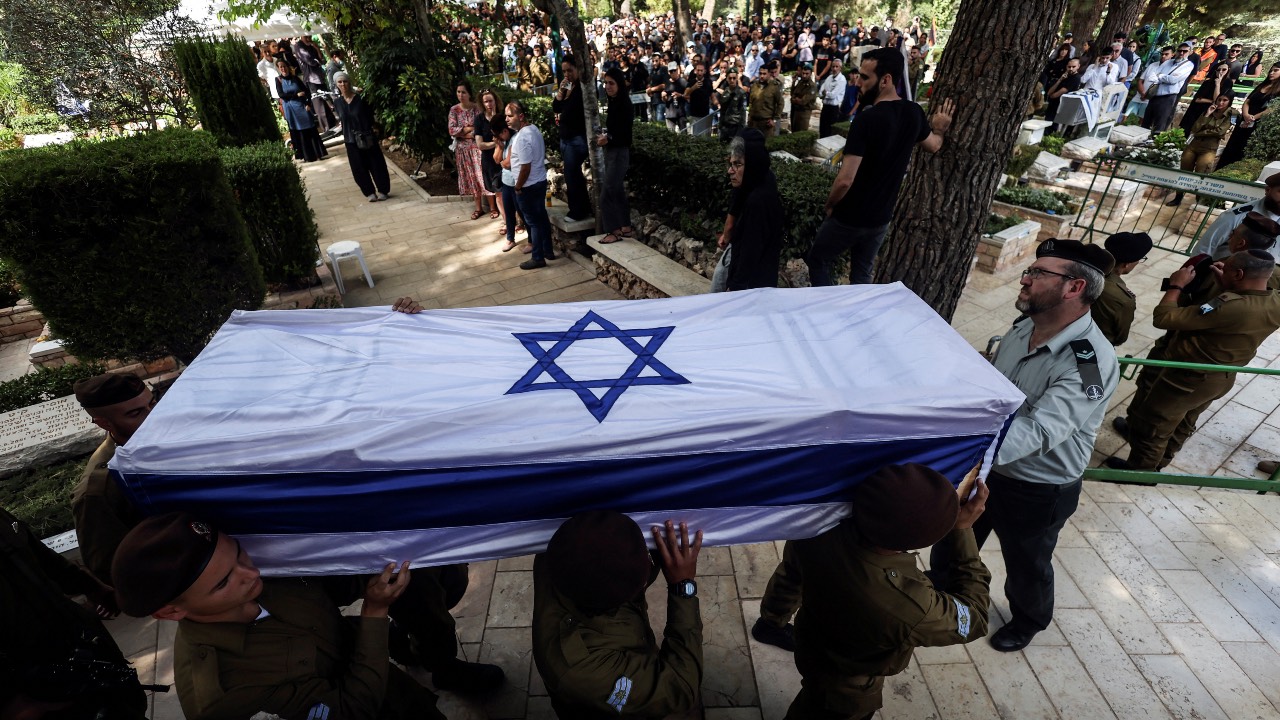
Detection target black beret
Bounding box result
[1103,232,1154,264]
[1035,238,1116,275]
[74,373,146,409]
[112,512,220,617]
[546,510,652,611]
[1242,211,1280,239]
[851,464,959,551]
[1266,172,1279,188]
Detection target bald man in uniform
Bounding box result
[1091,232,1153,346]
[1108,250,1280,471]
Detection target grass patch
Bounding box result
[1,453,90,537]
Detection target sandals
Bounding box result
[490,211,501,219]
[617,228,636,238]
[600,232,625,244]
[470,209,485,220]
[516,224,528,234]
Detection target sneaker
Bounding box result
[519,258,547,270]
[367,193,379,202]
[751,618,796,652]
[377,192,390,200]
[431,659,505,694]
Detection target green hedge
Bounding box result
[1245,112,1280,163]
[0,362,107,414]
[1005,144,1041,178]
[174,36,282,148]
[995,185,1076,215]
[220,142,319,284]
[0,128,265,363]
[629,123,834,265]
[0,257,19,307]
[1,453,86,537]
[8,113,62,135]
[766,130,818,157]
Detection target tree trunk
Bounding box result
[872,0,1071,321]
[672,0,693,52]
[532,0,605,230]
[1138,0,1167,28]
[1096,0,1146,51]
[701,0,716,23]
[1068,0,1106,51]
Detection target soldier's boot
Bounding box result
[432,658,506,694]
[751,618,796,652]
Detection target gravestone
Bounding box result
[0,395,101,477]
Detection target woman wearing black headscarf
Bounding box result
[597,66,635,243]
[722,128,782,290]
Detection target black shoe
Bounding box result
[545,252,557,261]
[519,258,547,270]
[751,618,796,652]
[1111,416,1129,438]
[1165,198,1182,207]
[431,660,506,694]
[1104,457,1131,470]
[989,624,1036,652]
[388,620,418,667]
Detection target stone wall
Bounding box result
[631,214,719,279]
[975,220,1042,274]
[0,300,44,344]
[592,254,670,299]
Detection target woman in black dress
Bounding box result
[596,67,634,244]
[1217,63,1280,169]
[473,88,506,224]
[331,71,390,201]
[1180,62,1233,133]
[275,60,328,162]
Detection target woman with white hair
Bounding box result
[331,71,391,201]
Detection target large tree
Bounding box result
[872,0,1071,321]
[1067,0,1106,49]
[1096,0,1146,50]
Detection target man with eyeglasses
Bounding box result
[930,239,1119,653]
[1210,43,1246,83]
[1091,232,1154,346]
[1141,43,1195,131]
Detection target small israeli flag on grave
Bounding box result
[111,284,1024,576]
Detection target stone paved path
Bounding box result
[109,145,1280,720]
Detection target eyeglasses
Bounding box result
[1022,267,1078,281]
[727,160,745,170]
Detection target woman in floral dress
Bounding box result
[448,80,492,220]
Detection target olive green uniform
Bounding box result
[518,57,533,91]
[786,524,990,720]
[1091,272,1137,346]
[1181,110,1235,173]
[748,77,784,136]
[0,507,147,720]
[531,57,553,87]
[72,435,142,583]
[174,577,444,720]
[790,76,817,133]
[1126,289,1280,469]
[530,554,702,718]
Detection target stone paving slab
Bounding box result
[107,145,1280,720]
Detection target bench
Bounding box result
[587,234,711,298]
[548,206,596,256]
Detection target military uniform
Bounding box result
[72,435,142,583]
[1190,201,1280,260]
[790,75,817,133]
[718,85,749,141]
[1125,289,1280,469]
[0,507,146,720]
[531,56,554,87]
[518,56,534,91]
[786,524,990,719]
[174,577,444,720]
[748,77,783,136]
[1091,272,1138,346]
[530,554,702,719]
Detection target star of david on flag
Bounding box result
[505,311,690,422]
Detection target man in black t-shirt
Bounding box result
[684,61,718,135]
[805,47,953,286]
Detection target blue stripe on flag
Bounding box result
[116,434,995,535]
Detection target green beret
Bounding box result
[1035,238,1116,276]
[112,512,220,617]
[546,510,653,611]
[1242,211,1280,240]
[1103,232,1154,264]
[851,464,959,551]
[74,374,146,409]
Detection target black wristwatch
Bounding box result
[669,579,697,598]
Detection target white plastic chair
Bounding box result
[325,240,374,295]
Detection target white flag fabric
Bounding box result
[111,284,1024,576]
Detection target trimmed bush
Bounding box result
[767,130,818,157]
[0,362,107,414]
[1005,144,1041,178]
[8,113,62,135]
[0,128,265,363]
[1040,134,1066,155]
[995,185,1076,215]
[174,36,282,148]
[984,213,1020,235]
[220,142,320,284]
[1211,158,1266,183]
[1244,111,1280,163]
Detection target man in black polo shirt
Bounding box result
[805,47,954,286]
[551,54,591,222]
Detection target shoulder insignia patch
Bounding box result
[955,600,972,638]
[1233,203,1256,215]
[306,703,331,720]
[607,676,633,713]
[1199,303,1216,314]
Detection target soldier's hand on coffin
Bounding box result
[362,561,411,618]
[392,297,424,314]
[652,520,703,583]
[954,478,989,530]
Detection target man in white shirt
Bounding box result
[1106,43,1130,86]
[505,101,555,270]
[256,50,280,110]
[1080,54,1119,93]
[1142,43,1195,131]
[816,58,846,137]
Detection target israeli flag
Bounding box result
[111,284,1024,576]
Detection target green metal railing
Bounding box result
[1081,356,1280,493]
